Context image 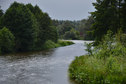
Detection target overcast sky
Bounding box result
[0,0,95,20]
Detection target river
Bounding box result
[0,40,91,84]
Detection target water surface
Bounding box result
[0,40,91,84]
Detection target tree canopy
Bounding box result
[1,2,38,51]
[91,0,126,43]
[0,2,58,53]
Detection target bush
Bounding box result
[0,27,15,53]
[69,31,126,84]
[41,40,74,50]
[69,55,124,84]
[42,40,58,49]
[58,40,74,46]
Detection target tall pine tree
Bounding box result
[91,0,119,42]
[121,0,126,33]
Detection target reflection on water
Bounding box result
[0,40,91,84]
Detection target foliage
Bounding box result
[58,40,74,46]
[1,2,39,51]
[0,2,59,53]
[121,0,126,33]
[64,28,80,40]
[91,0,121,43]
[53,16,94,40]
[27,4,58,46]
[69,31,126,84]
[42,40,58,49]
[0,27,15,53]
[47,26,58,43]
[0,7,3,18]
[42,40,74,50]
[0,7,3,29]
[85,43,93,56]
[79,16,94,40]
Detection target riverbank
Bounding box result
[0,40,74,55]
[69,32,126,84]
[0,40,86,84]
[69,55,126,84]
[42,40,74,50]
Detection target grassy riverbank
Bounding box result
[42,40,74,50]
[69,31,126,84]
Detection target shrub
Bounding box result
[58,40,74,46]
[69,55,124,84]
[42,40,58,49]
[42,40,74,50]
[0,27,15,53]
[69,30,126,84]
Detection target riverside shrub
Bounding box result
[42,40,74,50]
[69,31,126,84]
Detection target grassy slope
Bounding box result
[69,55,126,84]
[69,32,126,84]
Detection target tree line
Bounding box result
[69,0,126,83]
[0,2,58,53]
[54,0,126,42]
[52,15,94,40]
[91,0,126,43]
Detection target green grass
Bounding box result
[69,31,126,84]
[42,40,74,50]
[69,55,126,84]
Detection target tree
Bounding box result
[121,0,126,33]
[0,7,4,29]
[47,26,58,43]
[64,28,80,40]
[58,21,73,35]
[0,6,3,17]
[27,4,53,46]
[2,2,39,51]
[0,27,15,53]
[78,16,94,40]
[91,0,119,42]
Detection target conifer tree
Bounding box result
[2,2,38,51]
[0,7,3,17]
[91,0,119,42]
[121,0,126,33]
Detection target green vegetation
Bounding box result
[0,2,73,54]
[42,40,74,50]
[64,28,80,40]
[52,16,94,40]
[69,31,126,84]
[1,2,39,51]
[69,1,126,83]
[91,0,126,43]
[57,40,74,46]
[0,27,15,54]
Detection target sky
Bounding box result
[0,0,95,20]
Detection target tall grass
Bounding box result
[42,40,74,50]
[69,31,126,84]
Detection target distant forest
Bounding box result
[52,16,94,40]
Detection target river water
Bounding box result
[0,40,91,84]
